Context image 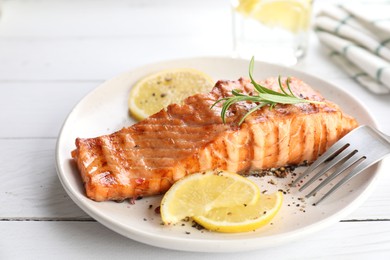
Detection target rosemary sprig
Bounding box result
[211,57,324,125]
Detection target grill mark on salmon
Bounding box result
[300,117,308,164]
[72,77,358,201]
[321,119,328,154]
[311,119,320,163]
[276,120,290,167]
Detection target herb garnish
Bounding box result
[211,57,324,125]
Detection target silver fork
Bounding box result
[290,125,390,205]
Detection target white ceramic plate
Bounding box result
[56,57,381,252]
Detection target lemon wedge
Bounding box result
[194,192,283,233]
[128,68,214,121]
[160,170,260,225]
[234,0,312,33]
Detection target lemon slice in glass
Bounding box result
[235,0,312,33]
[160,170,261,226]
[128,68,214,121]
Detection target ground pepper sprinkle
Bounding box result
[246,165,297,178]
[191,221,205,231]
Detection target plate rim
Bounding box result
[55,56,382,252]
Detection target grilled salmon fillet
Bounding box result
[71,77,358,201]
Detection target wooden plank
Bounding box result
[0,36,350,81]
[1,139,390,220]
[0,40,350,83]
[0,139,89,219]
[348,158,390,220]
[0,82,98,138]
[0,0,231,81]
[0,37,231,81]
[0,0,231,38]
[1,220,389,258]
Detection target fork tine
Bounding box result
[290,142,349,187]
[314,158,369,205]
[299,147,357,192]
[314,148,390,205]
[305,152,365,198]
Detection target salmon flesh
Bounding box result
[71,77,358,201]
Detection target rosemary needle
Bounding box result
[211,57,324,125]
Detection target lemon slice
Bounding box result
[160,170,260,225]
[128,68,214,121]
[234,0,261,15]
[235,0,312,33]
[194,192,283,233]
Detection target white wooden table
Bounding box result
[1,0,390,258]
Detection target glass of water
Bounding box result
[231,0,313,66]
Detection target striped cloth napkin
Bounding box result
[315,2,390,94]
